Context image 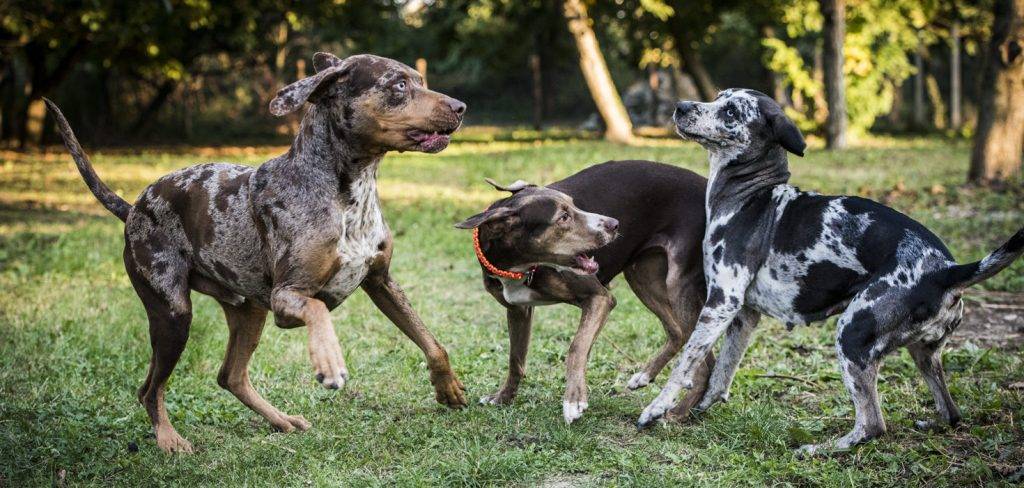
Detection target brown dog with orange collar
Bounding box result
[456,160,715,423]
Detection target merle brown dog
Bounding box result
[456,161,715,424]
[46,53,469,453]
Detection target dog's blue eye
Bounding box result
[727,109,736,117]
[395,81,407,91]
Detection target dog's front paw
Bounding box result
[794,443,821,459]
[156,428,194,454]
[563,400,589,424]
[314,369,349,390]
[637,400,671,428]
[480,390,515,406]
[431,371,467,409]
[308,327,348,390]
[626,372,651,390]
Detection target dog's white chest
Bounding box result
[501,279,554,306]
[317,171,388,307]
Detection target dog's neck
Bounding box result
[706,144,791,219]
[286,104,385,185]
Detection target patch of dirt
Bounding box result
[950,291,1024,349]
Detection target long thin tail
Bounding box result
[936,227,1024,289]
[43,98,131,222]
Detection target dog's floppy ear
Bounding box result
[455,207,516,229]
[484,178,535,193]
[313,52,343,73]
[269,64,348,116]
[770,111,806,157]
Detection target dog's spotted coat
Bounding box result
[46,52,469,453]
[638,89,1024,457]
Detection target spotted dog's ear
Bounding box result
[484,178,535,193]
[770,110,806,157]
[455,207,516,229]
[313,52,343,73]
[269,64,348,116]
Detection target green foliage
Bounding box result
[764,0,931,135]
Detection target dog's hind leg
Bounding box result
[622,251,693,391]
[623,250,715,420]
[217,301,312,433]
[797,311,887,457]
[908,337,961,429]
[696,307,760,412]
[124,248,194,454]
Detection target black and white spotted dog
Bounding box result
[637,88,1024,456]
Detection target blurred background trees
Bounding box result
[1,0,1020,181]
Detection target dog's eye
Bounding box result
[726,108,736,118]
[394,81,407,92]
[557,212,571,223]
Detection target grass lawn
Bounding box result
[1,134,1022,486]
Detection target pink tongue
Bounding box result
[576,255,598,274]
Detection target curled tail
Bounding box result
[44,98,131,222]
[937,227,1024,289]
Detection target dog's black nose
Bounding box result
[674,101,697,118]
[446,98,467,116]
[603,218,619,232]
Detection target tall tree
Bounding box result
[970,0,1024,183]
[820,0,848,148]
[563,0,634,144]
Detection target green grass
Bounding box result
[1,135,1022,486]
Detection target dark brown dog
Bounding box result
[46,53,468,453]
[456,161,714,424]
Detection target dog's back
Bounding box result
[549,160,707,284]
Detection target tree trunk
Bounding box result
[970,0,1024,183]
[950,19,962,130]
[820,0,848,149]
[529,54,544,130]
[913,50,926,129]
[676,36,717,101]
[925,71,947,129]
[16,39,90,148]
[762,25,792,107]
[563,0,634,144]
[130,79,177,135]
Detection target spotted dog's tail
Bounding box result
[44,99,131,222]
[937,227,1024,289]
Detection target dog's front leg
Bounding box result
[481,305,533,405]
[362,268,467,409]
[638,286,746,427]
[563,293,616,424]
[696,307,760,412]
[271,288,349,389]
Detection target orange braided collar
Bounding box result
[472,227,535,282]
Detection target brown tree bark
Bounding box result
[563,0,634,144]
[950,19,963,130]
[970,0,1024,183]
[675,35,718,102]
[820,0,848,149]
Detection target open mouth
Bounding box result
[572,253,599,275]
[407,127,456,152]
